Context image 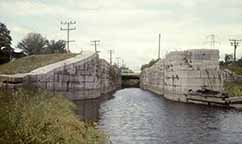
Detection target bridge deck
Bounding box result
[121,73,140,80]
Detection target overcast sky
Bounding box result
[1,0,242,71]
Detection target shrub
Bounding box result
[224,81,242,97]
[0,88,107,144]
[221,64,242,76]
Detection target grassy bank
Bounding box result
[224,81,242,97]
[0,53,76,74]
[0,88,107,144]
[221,64,242,75]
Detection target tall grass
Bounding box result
[221,64,242,76]
[0,88,107,144]
[0,53,76,74]
[224,81,242,97]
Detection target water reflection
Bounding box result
[73,99,100,121]
[73,93,114,121]
[98,88,242,144]
[73,88,242,143]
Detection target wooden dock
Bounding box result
[186,94,242,109]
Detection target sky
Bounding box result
[0,0,242,71]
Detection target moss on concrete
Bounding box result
[0,53,77,74]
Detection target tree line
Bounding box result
[141,59,159,71]
[0,22,66,64]
[220,54,242,68]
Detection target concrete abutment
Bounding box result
[140,49,240,107]
[0,51,121,100]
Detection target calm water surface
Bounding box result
[96,88,242,144]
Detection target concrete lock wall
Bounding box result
[140,49,224,102]
[0,51,121,100]
[140,59,165,95]
[99,59,122,95]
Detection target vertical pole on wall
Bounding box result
[108,50,113,65]
[91,40,101,53]
[67,22,70,52]
[158,33,161,59]
[116,57,121,67]
[234,44,237,62]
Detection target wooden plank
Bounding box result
[226,97,242,103]
[186,95,227,104]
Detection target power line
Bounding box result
[121,59,125,67]
[60,21,76,53]
[158,33,161,59]
[108,50,114,65]
[116,57,121,67]
[229,39,241,62]
[91,40,100,53]
[205,34,220,49]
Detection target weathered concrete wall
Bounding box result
[140,49,224,103]
[140,59,164,95]
[164,49,223,102]
[99,59,121,95]
[0,51,121,100]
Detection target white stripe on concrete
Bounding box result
[30,51,95,75]
[0,51,95,78]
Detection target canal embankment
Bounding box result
[0,51,120,143]
[0,87,107,144]
[0,51,121,100]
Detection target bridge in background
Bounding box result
[121,73,140,88]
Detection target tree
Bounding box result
[0,22,12,50]
[224,54,233,65]
[236,57,242,67]
[17,33,47,55]
[120,66,134,73]
[141,59,159,71]
[44,40,66,54]
[0,22,13,64]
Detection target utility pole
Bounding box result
[229,39,241,62]
[91,40,100,53]
[108,50,114,65]
[206,34,220,49]
[158,33,161,59]
[60,21,76,53]
[116,57,121,67]
[121,59,125,67]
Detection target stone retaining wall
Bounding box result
[99,59,121,95]
[140,49,224,103]
[140,59,164,95]
[0,51,121,100]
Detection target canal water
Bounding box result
[76,88,242,144]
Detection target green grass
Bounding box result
[0,88,107,144]
[0,53,77,74]
[224,81,242,97]
[221,64,242,75]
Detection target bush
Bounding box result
[224,81,242,97]
[0,51,10,64]
[141,59,159,71]
[221,64,242,76]
[0,88,107,144]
